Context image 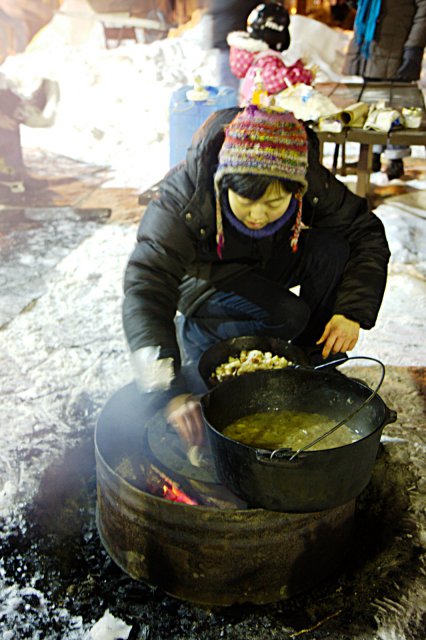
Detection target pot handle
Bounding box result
[312,356,351,371]
[271,356,387,462]
[384,407,398,426]
[255,448,305,465]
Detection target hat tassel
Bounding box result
[290,193,303,253]
[216,232,224,259]
[215,188,225,259]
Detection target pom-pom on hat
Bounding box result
[214,105,309,257]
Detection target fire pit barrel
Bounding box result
[95,383,356,606]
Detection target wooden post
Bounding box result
[356,143,373,197]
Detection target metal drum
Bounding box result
[95,383,355,606]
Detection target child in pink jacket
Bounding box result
[227,3,314,105]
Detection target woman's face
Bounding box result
[228,181,293,230]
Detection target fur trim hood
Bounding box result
[227,30,270,52]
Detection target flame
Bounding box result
[162,481,198,505]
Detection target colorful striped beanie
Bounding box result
[214,105,308,257]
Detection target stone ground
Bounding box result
[0,147,425,639]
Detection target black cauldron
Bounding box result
[200,365,397,512]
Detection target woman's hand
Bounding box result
[316,314,360,358]
[166,394,205,447]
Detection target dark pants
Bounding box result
[0,88,25,180]
[177,229,350,367]
[0,127,24,180]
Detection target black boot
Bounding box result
[372,152,382,172]
[386,159,404,180]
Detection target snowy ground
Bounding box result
[0,3,425,638]
[2,0,424,368]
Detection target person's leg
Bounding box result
[0,126,25,180]
[177,275,310,367]
[372,144,384,172]
[274,229,350,346]
[0,124,49,192]
[177,229,349,366]
[383,145,411,180]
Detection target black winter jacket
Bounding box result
[123,108,390,385]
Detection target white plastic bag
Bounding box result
[363,107,403,132]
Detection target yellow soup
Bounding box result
[223,409,360,451]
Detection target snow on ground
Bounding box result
[0,222,134,515]
[0,0,424,515]
[0,4,425,636]
[333,144,426,365]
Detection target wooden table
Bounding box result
[314,81,426,196]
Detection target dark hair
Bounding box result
[220,173,300,201]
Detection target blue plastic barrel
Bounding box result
[169,85,238,167]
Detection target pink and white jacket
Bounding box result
[227,31,314,105]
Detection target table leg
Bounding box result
[356,143,373,197]
[318,140,324,165]
[332,144,339,175]
[341,142,347,176]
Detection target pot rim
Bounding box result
[198,335,311,387]
[200,367,394,458]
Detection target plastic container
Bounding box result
[169,84,238,167]
[402,107,423,129]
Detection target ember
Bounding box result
[162,480,198,505]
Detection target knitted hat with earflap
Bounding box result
[214,104,308,258]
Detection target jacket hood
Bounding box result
[185,106,241,182]
[181,107,242,231]
[227,30,270,52]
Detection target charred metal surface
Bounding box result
[96,469,354,605]
[95,383,355,606]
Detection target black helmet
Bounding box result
[247,2,291,52]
